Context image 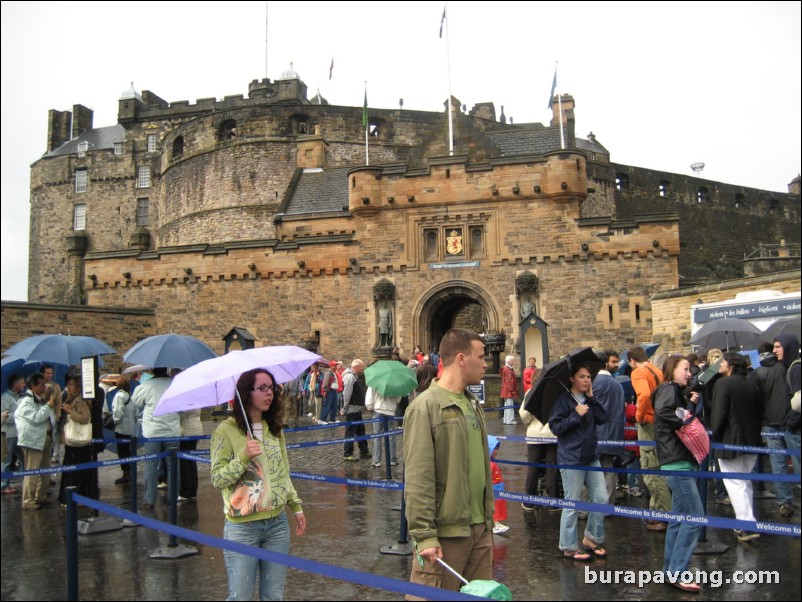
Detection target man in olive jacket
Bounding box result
[403,329,494,598]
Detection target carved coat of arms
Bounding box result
[446,229,463,255]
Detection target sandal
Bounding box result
[563,550,592,561]
[581,540,607,558]
[671,581,701,593]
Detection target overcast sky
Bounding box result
[2,1,800,302]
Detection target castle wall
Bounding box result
[611,164,801,279]
[0,301,156,371]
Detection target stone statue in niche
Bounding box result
[378,305,393,347]
[520,299,536,319]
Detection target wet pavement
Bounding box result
[1,413,800,601]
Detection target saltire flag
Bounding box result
[329,57,334,80]
[439,5,446,38]
[362,89,368,128]
[547,68,557,109]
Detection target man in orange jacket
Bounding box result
[629,346,671,530]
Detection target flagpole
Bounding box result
[364,82,369,166]
[265,1,269,82]
[444,3,454,156]
[554,61,565,150]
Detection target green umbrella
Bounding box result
[364,360,418,396]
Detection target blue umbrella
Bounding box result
[4,334,116,367]
[123,334,217,369]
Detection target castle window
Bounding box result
[469,226,485,259]
[658,180,670,197]
[291,115,310,135]
[369,123,380,138]
[147,134,158,153]
[77,142,89,158]
[734,193,745,209]
[136,198,149,227]
[220,119,238,140]
[172,136,184,160]
[769,198,780,213]
[114,142,124,155]
[697,186,709,203]
[75,169,87,193]
[615,173,629,190]
[137,166,151,188]
[424,229,439,261]
[73,204,86,231]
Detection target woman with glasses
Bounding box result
[211,369,306,601]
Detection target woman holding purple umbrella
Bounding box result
[210,368,306,601]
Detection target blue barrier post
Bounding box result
[130,436,138,514]
[66,486,78,601]
[383,415,392,479]
[168,448,179,547]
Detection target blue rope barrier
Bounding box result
[68,494,485,601]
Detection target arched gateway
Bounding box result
[412,281,502,353]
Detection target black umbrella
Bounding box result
[688,317,762,351]
[522,347,605,422]
[761,316,801,343]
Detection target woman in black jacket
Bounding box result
[711,352,763,542]
[654,355,702,592]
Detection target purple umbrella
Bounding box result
[152,346,321,417]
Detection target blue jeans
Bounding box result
[142,440,179,505]
[371,413,397,465]
[664,475,704,574]
[322,390,338,423]
[559,462,606,551]
[785,428,801,476]
[1,436,23,489]
[224,513,290,601]
[764,426,793,504]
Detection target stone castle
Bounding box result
[25,67,801,366]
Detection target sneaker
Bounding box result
[716,497,732,506]
[317,420,329,425]
[390,461,399,466]
[780,503,794,517]
[114,476,130,485]
[177,496,189,501]
[344,456,358,462]
[157,482,168,489]
[734,529,761,542]
[372,462,382,468]
[521,503,535,511]
[492,523,510,534]
[306,412,314,417]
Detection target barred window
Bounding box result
[136,198,149,227]
[137,166,151,188]
[73,204,86,231]
[114,142,124,155]
[75,169,88,193]
[147,134,158,153]
[77,141,89,158]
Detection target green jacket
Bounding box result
[403,379,494,552]
[210,417,302,522]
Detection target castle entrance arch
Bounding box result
[413,281,500,353]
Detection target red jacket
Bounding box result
[523,366,538,392]
[500,365,518,398]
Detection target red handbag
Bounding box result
[676,417,710,464]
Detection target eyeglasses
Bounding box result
[251,384,275,393]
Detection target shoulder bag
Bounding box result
[64,414,92,447]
